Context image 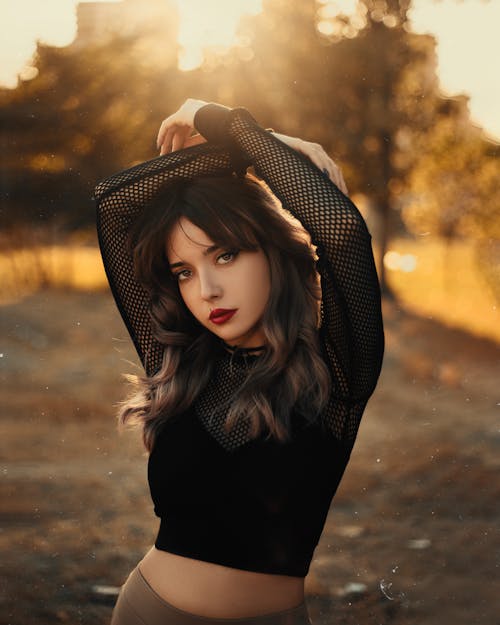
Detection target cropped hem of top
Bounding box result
[94,102,385,578]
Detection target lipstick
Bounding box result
[209,308,237,324]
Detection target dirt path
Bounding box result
[1,291,498,625]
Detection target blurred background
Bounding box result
[0,1,499,624]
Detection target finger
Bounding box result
[337,170,349,195]
[184,134,207,148]
[160,127,176,155]
[330,165,342,188]
[322,160,348,195]
[329,167,344,192]
[306,145,333,176]
[172,126,192,152]
[156,117,171,149]
[171,131,182,153]
[157,111,184,148]
[301,149,324,172]
[330,163,348,195]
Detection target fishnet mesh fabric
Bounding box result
[195,351,257,452]
[222,109,384,442]
[95,146,237,377]
[95,107,384,449]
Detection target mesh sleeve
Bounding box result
[94,143,243,376]
[195,105,385,442]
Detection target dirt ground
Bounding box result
[1,290,499,625]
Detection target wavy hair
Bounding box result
[119,173,332,452]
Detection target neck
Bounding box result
[222,340,267,354]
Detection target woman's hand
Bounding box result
[157,100,348,195]
[271,131,349,195]
[156,98,208,155]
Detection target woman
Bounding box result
[94,99,385,625]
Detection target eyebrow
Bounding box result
[169,244,221,270]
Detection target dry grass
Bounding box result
[385,237,499,343]
[0,244,107,299]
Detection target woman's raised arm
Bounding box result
[94,142,244,376]
[185,102,385,444]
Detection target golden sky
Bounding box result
[0,0,498,141]
[409,0,500,142]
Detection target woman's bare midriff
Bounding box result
[137,546,305,618]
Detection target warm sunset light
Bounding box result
[314,0,500,141]
[0,0,263,82]
[0,0,499,140]
[176,0,262,71]
[409,0,500,142]
[0,0,86,86]
[2,4,499,622]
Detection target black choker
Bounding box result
[222,341,267,354]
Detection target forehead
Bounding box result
[166,217,215,261]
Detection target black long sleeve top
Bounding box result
[94,104,384,577]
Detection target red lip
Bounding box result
[209,308,237,323]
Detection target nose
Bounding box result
[199,268,222,301]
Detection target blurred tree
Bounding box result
[402,114,500,298]
[402,117,500,240]
[234,0,320,127]
[0,29,181,231]
[312,1,445,295]
[1,0,493,302]
[226,0,451,295]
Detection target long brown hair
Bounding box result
[119,173,331,452]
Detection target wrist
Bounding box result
[186,98,209,123]
[193,102,233,143]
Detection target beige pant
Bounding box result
[110,565,312,625]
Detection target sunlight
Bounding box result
[317,0,357,15]
[384,250,417,273]
[0,0,262,83]
[0,0,498,140]
[0,0,120,88]
[0,0,78,87]
[175,0,262,71]
[409,0,500,141]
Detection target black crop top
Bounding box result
[94,103,384,577]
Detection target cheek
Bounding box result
[178,285,199,318]
[250,258,271,306]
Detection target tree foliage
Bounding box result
[402,116,500,240]
[1,0,498,296]
[229,0,447,292]
[0,33,181,229]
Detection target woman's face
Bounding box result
[166,217,271,348]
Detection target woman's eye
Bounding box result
[175,269,191,281]
[217,250,239,264]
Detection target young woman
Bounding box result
[94,99,385,625]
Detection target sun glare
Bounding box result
[0,0,498,140]
[409,0,500,141]
[175,0,262,71]
[0,0,122,88]
[318,0,357,15]
[0,0,78,87]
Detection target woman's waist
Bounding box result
[137,546,305,619]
